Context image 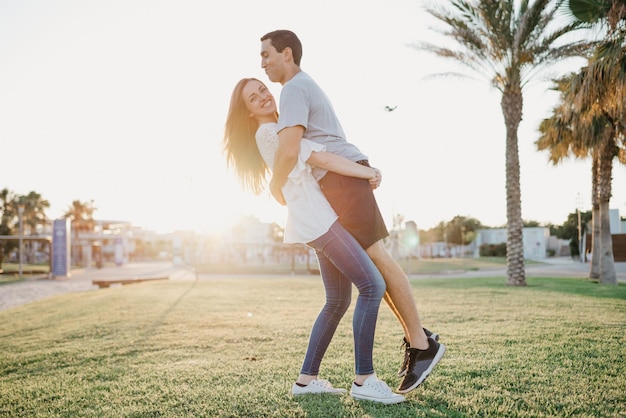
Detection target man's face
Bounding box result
[261,39,286,84]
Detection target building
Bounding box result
[474,227,550,260]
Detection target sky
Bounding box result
[1,0,624,235]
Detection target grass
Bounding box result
[397,256,509,274]
[0,256,507,283]
[0,263,50,282]
[194,256,509,276]
[1,275,625,417]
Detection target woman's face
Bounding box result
[242,79,277,122]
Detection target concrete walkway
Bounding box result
[0,262,197,312]
[1,258,624,312]
[410,257,626,281]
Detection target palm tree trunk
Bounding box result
[597,142,617,285]
[598,201,617,284]
[0,242,4,271]
[502,88,526,286]
[590,203,601,277]
[589,151,600,279]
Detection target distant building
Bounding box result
[609,209,624,234]
[474,227,550,260]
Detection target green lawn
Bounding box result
[0,263,50,282]
[0,256,507,282]
[195,256,509,276]
[1,275,624,417]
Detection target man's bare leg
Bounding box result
[383,291,408,339]
[366,239,428,350]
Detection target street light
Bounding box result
[576,193,583,263]
[18,205,24,278]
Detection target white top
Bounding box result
[255,122,338,244]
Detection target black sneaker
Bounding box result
[398,337,411,377]
[424,328,439,342]
[397,329,440,377]
[397,337,446,394]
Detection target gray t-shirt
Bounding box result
[277,71,368,180]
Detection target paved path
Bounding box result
[410,258,626,280]
[1,259,624,312]
[0,262,197,312]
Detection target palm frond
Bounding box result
[567,0,613,23]
[418,0,594,92]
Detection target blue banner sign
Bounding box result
[52,219,71,277]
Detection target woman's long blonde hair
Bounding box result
[223,78,272,194]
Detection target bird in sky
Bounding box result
[384,105,397,112]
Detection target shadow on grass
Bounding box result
[294,392,460,418]
[415,276,626,300]
[138,279,200,339]
[292,394,346,416]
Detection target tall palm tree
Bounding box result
[419,0,592,285]
[535,76,600,275]
[569,0,625,29]
[537,65,625,284]
[567,0,625,284]
[589,150,601,278]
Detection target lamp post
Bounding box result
[18,205,24,278]
[461,226,466,258]
[576,193,583,262]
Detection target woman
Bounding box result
[223,78,405,404]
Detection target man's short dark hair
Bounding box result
[261,30,302,66]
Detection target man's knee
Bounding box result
[366,240,391,263]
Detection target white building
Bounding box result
[609,209,623,234]
[474,227,550,260]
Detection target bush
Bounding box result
[569,239,580,257]
[479,243,507,257]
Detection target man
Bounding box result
[260,29,445,395]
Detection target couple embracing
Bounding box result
[223,29,445,405]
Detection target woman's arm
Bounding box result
[307,151,380,186]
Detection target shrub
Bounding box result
[479,242,507,257]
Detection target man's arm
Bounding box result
[270,125,305,205]
[307,152,382,189]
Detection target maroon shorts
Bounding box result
[318,168,389,250]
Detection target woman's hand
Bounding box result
[369,168,382,189]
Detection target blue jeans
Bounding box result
[301,221,386,376]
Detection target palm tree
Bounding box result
[535,76,597,271]
[15,191,50,264]
[63,200,97,266]
[537,65,625,284]
[0,188,17,269]
[419,0,592,285]
[63,200,96,233]
[569,0,625,29]
[567,0,625,284]
[17,191,50,235]
[589,150,601,278]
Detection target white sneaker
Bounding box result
[291,379,347,396]
[350,374,406,404]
